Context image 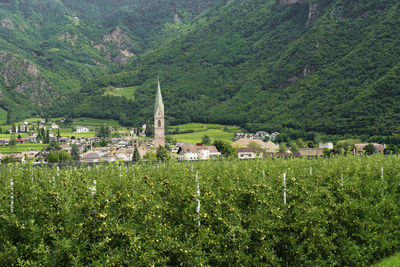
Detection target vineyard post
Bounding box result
[381,166,384,196]
[310,167,312,176]
[195,171,201,227]
[90,180,97,196]
[341,173,344,190]
[10,178,14,214]
[283,173,287,205]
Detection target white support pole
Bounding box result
[341,173,344,190]
[195,171,201,227]
[10,178,14,214]
[90,180,97,196]
[381,166,384,180]
[310,167,312,175]
[283,173,287,205]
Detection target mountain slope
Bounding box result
[74,0,400,136]
[0,0,226,121]
[1,0,399,137]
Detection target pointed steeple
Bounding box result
[154,76,164,115]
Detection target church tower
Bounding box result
[154,77,165,147]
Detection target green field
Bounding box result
[102,86,139,100]
[0,143,46,154]
[170,123,240,144]
[374,252,400,267]
[72,117,120,128]
[170,123,207,132]
[0,133,29,139]
[55,129,95,138]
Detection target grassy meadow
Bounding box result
[0,143,47,154]
[170,123,240,144]
[72,117,120,128]
[102,86,139,100]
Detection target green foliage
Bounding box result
[0,156,400,265]
[1,156,15,164]
[279,142,287,153]
[47,150,72,163]
[132,146,141,162]
[96,125,110,138]
[45,141,61,152]
[213,140,237,158]
[156,146,171,161]
[143,151,157,161]
[201,135,211,145]
[1,0,400,140]
[323,147,331,157]
[8,134,16,147]
[71,0,400,137]
[70,144,80,161]
[384,144,398,155]
[364,144,376,155]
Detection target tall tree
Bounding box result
[202,135,212,145]
[70,144,80,161]
[156,146,170,161]
[132,146,141,162]
[213,140,237,158]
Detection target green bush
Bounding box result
[0,156,399,265]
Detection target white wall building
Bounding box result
[76,127,90,133]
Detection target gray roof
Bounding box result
[154,77,164,115]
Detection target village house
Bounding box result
[0,139,9,146]
[76,127,90,133]
[51,123,59,129]
[264,152,301,159]
[354,143,385,154]
[20,124,27,132]
[319,142,334,150]
[237,147,264,159]
[102,152,116,162]
[232,139,279,153]
[177,144,220,161]
[82,152,101,163]
[299,148,325,157]
[35,151,49,163]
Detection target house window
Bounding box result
[158,120,161,127]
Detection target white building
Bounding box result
[319,142,334,150]
[51,123,59,129]
[76,127,90,133]
[177,144,220,161]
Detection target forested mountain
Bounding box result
[1,0,400,137]
[0,0,226,121]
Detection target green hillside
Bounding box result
[0,0,226,121]
[65,0,400,138]
[1,0,399,139]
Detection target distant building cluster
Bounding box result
[0,78,388,164]
[233,131,280,141]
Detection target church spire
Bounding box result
[154,76,164,115]
[154,76,165,147]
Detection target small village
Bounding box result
[0,80,387,164]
